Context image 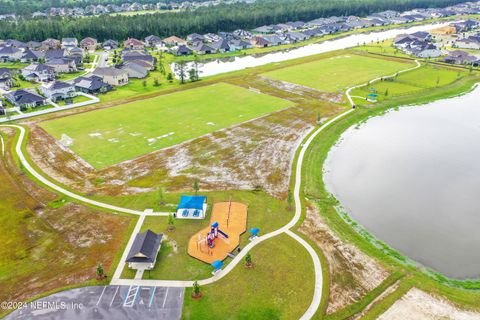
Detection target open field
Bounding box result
[351,65,467,103]
[0,128,132,315]
[182,233,315,320]
[39,82,293,168]
[121,190,294,280]
[261,54,414,92]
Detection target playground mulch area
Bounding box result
[188,202,248,264]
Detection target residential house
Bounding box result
[39,81,76,101]
[410,31,432,42]
[444,50,479,65]
[163,36,187,47]
[122,51,155,68]
[0,46,23,62]
[92,67,128,86]
[453,20,480,33]
[250,36,271,48]
[126,230,163,270]
[228,39,252,51]
[454,37,480,50]
[61,37,78,48]
[203,33,221,43]
[102,39,119,50]
[73,75,111,94]
[233,29,252,39]
[191,42,214,55]
[263,35,284,46]
[42,38,61,50]
[45,58,77,73]
[252,25,273,34]
[121,62,148,78]
[210,39,230,53]
[21,49,42,63]
[26,41,42,50]
[124,38,145,50]
[144,35,162,47]
[21,63,55,82]
[187,33,205,43]
[5,89,46,109]
[0,68,14,90]
[80,37,98,51]
[173,45,192,56]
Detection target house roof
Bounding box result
[43,81,73,91]
[74,75,109,90]
[93,67,128,77]
[124,38,144,46]
[23,63,54,72]
[80,37,97,45]
[164,36,187,44]
[126,230,163,263]
[177,195,206,210]
[5,89,44,104]
[0,46,21,55]
[210,39,230,50]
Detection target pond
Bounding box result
[171,21,451,78]
[324,85,480,279]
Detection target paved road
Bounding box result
[97,51,109,68]
[5,286,184,320]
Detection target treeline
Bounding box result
[0,0,470,42]
[0,0,177,15]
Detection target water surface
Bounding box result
[324,86,480,279]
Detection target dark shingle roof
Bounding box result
[126,230,162,263]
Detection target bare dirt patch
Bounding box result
[25,76,343,199]
[378,288,480,320]
[299,204,389,314]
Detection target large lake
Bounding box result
[324,86,480,279]
[172,21,452,78]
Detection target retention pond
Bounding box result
[324,86,480,279]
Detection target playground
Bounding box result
[188,201,248,264]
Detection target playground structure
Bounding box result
[188,201,248,264]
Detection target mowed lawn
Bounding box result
[262,54,414,92]
[351,65,466,102]
[40,83,292,168]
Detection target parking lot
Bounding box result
[6,285,184,320]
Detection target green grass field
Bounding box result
[40,83,292,168]
[120,190,294,280]
[351,65,466,102]
[262,54,413,92]
[182,233,315,320]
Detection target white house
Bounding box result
[39,81,76,102]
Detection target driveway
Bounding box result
[5,285,184,320]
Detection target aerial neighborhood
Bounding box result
[0,1,480,117]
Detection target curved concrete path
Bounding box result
[0,124,169,216]
[346,59,421,107]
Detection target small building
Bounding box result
[144,35,162,47]
[210,39,230,53]
[228,39,252,51]
[102,39,119,50]
[61,37,78,48]
[73,75,111,94]
[92,67,129,86]
[39,81,76,102]
[80,37,98,51]
[5,89,46,109]
[42,38,61,50]
[124,38,144,50]
[20,49,42,63]
[250,36,271,48]
[45,58,77,73]
[121,62,148,78]
[191,42,214,55]
[126,230,163,270]
[0,68,14,90]
[21,63,56,82]
[173,45,192,56]
[176,195,207,219]
[0,46,23,62]
[163,36,187,47]
[454,38,480,50]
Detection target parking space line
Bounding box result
[162,288,169,309]
[96,286,107,306]
[148,287,156,308]
[110,286,119,307]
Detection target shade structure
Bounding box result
[250,228,260,236]
[211,260,224,270]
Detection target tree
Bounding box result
[188,67,197,82]
[245,253,253,267]
[175,61,187,84]
[193,179,199,195]
[154,78,160,87]
[384,88,389,97]
[142,80,147,87]
[166,72,174,83]
[96,264,105,280]
[167,213,175,231]
[436,76,440,86]
[287,189,293,211]
[192,281,202,298]
[158,186,165,205]
[316,113,321,124]
[158,52,166,75]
